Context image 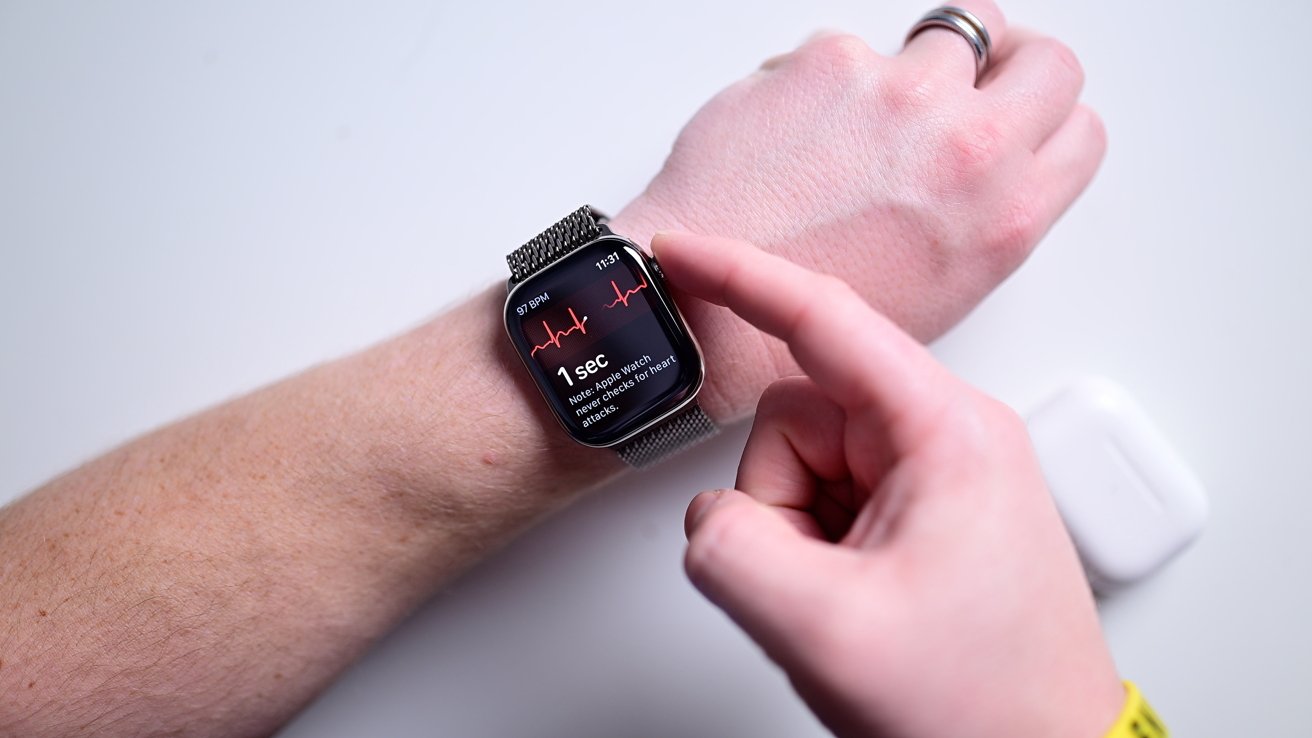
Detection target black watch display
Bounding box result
[503,206,715,467]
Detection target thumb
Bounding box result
[684,490,857,662]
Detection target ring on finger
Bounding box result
[905,6,993,84]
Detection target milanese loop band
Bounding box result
[1105,682,1168,738]
[617,403,717,468]
[506,206,604,283]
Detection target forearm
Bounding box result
[0,196,779,737]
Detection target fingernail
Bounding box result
[687,489,726,537]
[650,230,672,255]
[652,230,694,258]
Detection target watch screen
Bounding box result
[504,238,702,446]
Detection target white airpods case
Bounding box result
[1027,376,1209,592]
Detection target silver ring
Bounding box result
[905,6,993,84]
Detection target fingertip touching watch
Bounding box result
[503,206,716,467]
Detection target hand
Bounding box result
[609,0,1103,420]
[655,231,1125,738]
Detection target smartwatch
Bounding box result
[503,206,715,467]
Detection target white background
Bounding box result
[2,0,1310,735]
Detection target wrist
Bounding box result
[607,195,796,424]
[1029,667,1126,738]
[331,287,621,562]
[1077,679,1132,738]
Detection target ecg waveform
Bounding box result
[530,307,588,357]
[604,274,649,309]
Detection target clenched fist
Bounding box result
[608,0,1103,421]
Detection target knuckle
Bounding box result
[980,396,1028,438]
[974,397,1044,469]
[799,32,876,79]
[938,119,1011,184]
[921,388,1023,458]
[758,376,811,413]
[1040,37,1085,87]
[933,395,994,457]
[989,191,1043,265]
[877,72,936,116]
[1077,104,1109,154]
[817,271,854,297]
[956,397,1035,463]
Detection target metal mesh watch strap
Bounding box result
[617,402,717,468]
[506,205,603,283]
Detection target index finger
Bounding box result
[652,231,955,431]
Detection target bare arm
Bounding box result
[0,283,617,736]
[0,3,1104,735]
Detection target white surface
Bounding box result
[2,1,1310,735]
[1028,376,1210,591]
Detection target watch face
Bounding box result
[504,237,703,447]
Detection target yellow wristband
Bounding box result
[1104,681,1168,738]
